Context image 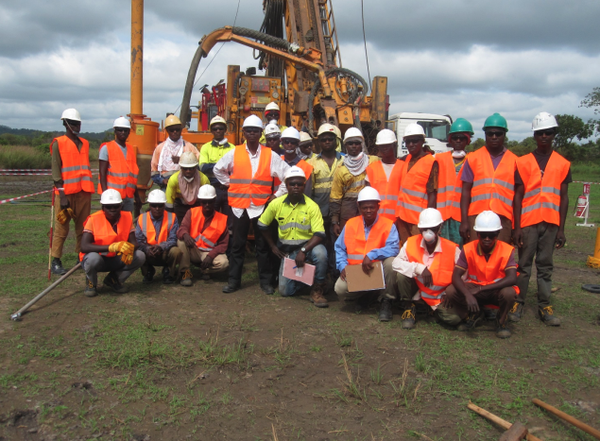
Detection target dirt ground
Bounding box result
[1,176,600,441]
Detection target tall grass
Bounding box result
[571,162,600,182]
[0,145,51,169]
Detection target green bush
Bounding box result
[0,145,51,169]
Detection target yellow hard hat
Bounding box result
[165,115,182,129]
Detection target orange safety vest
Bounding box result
[396,154,435,224]
[435,151,465,221]
[138,212,176,245]
[463,240,519,294]
[274,156,314,188]
[516,151,570,228]
[366,160,403,220]
[98,141,139,198]
[467,147,517,220]
[344,215,394,265]
[228,145,273,208]
[52,136,94,195]
[79,211,133,261]
[405,235,457,307]
[188,208,228,251]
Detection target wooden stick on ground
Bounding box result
[533,398,600,440]
[467,401,543,441]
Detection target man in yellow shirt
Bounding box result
[166,151,210,223]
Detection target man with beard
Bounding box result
[165,151,210,224]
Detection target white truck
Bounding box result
[387,112,453,157]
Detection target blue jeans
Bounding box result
[278,244,328,297]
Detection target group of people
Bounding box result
[51,104,570,339]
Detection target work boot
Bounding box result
[495,321,512,339]
[482,307,498,321]
[310,284,329,308]
[51,258,67,276]
[400,304,416,329]
[180,269,193,287]
[103,273,129,294]
[260,284,275,295]
[378,298,392,322]
[162,267,174,284]
[201,272,211,281]
[538,305,561,326]
[222,284,240,293]
[508,302,523,322]
[143,265,156,284]
[84,277,97,297]
[457,312,482,331]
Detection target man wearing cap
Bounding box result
[99,117,142,213]
[509,112,571,326]
[80,189,146,296]
[448,210,518,339]
[213,114,290,294]
[392,208,462,327]
[176,185,229,286]
[366,129,404,221]
[331,127,378,237]
[165,151,210,224]
[260,102,287,145]
[258,166,328,307]
[277,127,313,196]
[151,115,200,190]
[459,113,517,244]
[135,189,181,284]
[334,187,399,314]
[436,118,474,246]
[396,123,438,244]
[49,109,94,275]
[298,132,314,161]
[264,123,283,155]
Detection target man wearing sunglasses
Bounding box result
[273,127,313,196]
[151,115,199,190]
[259,102,287,145]
[448,211,518,338]
[459,113,517,244]
[509,112,570,326]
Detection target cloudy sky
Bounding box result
[1,0,599,141]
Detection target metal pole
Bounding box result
[131,0,144,116]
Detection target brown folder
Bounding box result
[345,261,386,292]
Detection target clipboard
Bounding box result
[345,261,386,292]
[282,257,316,286]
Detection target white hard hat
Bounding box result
[242,114,264,129]
[532,112,558,132]
[317,123,337,137]
[147,189,167,204]
[299,132,312,144]
[265,123,281,137]
[61,108,81,122]
[474,210,502,232]
[417,208,443,229]
[404,123,425,138]
[375,128,397,145]
[113,116,131,129]
[209,115,227,129]
[281,127,300,140]
[179,151,198,168]
[285,166,306,181]
[265,102,280,112]
[357,186,380,202]
[343,127,364,142]
[197,184,217,199]
[100,189,123,205]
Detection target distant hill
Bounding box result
[0,125,109,140]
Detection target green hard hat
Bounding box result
[482,113,508,132]
[449,118,474,135]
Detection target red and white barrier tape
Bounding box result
[573,181,600,185]
[0,189,53,205]
[0,169,52,172]
[0,172,52,176]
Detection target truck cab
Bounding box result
[387,112,453,158]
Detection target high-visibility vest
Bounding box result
[516,151,570,228]
[228,145,273,208]
[274,156,314,188]
[188,208,228,251]
[138,212,176,245]
[52,136,94,195]
[366,160,403,220]
[98,141,139,198]
[79,211,133,261]
[405,235,457,307]
[435,151,465,221]
[467,147,517,220]
[463,240,519,294]
[344,215,394,265]
[396,154,435,224]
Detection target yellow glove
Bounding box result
[120,253,134,265]
[108,241,134,255]
[56,208,76,225]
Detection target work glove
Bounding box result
[56,208,75,224]
[120,253,134,266]
[108,241,135,255]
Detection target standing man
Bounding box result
[396,123,438,243]
[298,132,314,160]
[213,114,290,294]
[279,127,313,195]
[459,113,517,244]
[49,108,94,275]
[366,129,403,221]
[448,211,518,339]
[334,187,400,316]
[260,102,287,145]
[98,117,142,213]
[436,118,474,245]
[264,123,283,155]
[510,112,570,326]
[177,185,229,286]
[151,115,199,190]
[258,166,328,307]
[165,151,210,224]
[135,189,181,284]
[80,189,146,296]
